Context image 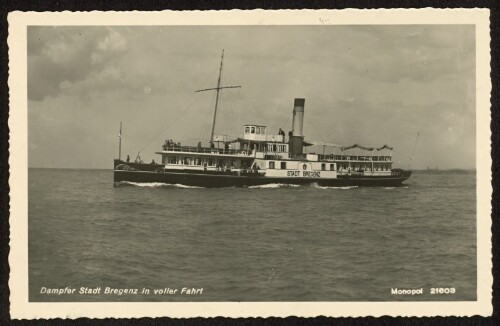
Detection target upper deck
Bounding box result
[157,144,253,157]
[157,144,393,163]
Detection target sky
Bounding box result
[27,25,476,169]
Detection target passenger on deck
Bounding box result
[197,141,202,151]
[151,159,156,164]
[278,128,285,141]
[126,155,130,163]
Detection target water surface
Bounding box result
[29,169,476,301]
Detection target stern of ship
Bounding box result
[392,168,412,183]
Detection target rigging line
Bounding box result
[226,94,237,137]
[280,114,292,131]
[137,95,202,153]
[135,66,221,153]
[225,93,236,136]
[392,148,413,159]
[225,101,233,136]
[236,88,244,132]
[223,92,237,137]
[408,132,420,169]
[221,95,232,138]
[220,98,229,137]
[233,102,241,136]
[196,91,209,141]
[304,114,326,141]
[236,88,260,115]
[200,90,217,142]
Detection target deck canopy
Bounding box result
[306,141,393,151]
[376,144,394,151]
[304,140,342,148]
[341,144,393,151]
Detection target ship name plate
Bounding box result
[287,170,321,178]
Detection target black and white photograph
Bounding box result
[8,9,492,318]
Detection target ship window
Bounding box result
[281,162,286,169]
[256,128,260,135]
[245,126,250,134]
[321,163,326,171]
[208,158,213,166]
[269,161,275,169]
[330,164,334,171]
[251,127,255,134]
[195,158,201,165]
[169,156,176,164]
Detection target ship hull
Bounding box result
[113,161,411,188]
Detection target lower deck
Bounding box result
[113,160,412,188]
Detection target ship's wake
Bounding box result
[312,183,359,190]
[116,181,403,190]
[247,183,301,189]
[117,181,204,189]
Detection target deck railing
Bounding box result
[317,154,392,162]
[162,145,252,156]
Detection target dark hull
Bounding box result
[113,161,412,188]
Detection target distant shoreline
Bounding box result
[413,169,476,174]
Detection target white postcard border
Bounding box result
[8,9,492,319]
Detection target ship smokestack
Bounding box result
[292,98,305,136]
[289,98,305,157]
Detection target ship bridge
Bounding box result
[242,125,285,143]
[237,124,288,155]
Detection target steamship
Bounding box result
[113,51,412,188]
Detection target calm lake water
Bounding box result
[28,168,476,301]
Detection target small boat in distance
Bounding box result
[113,51,412,188]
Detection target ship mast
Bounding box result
[118,121,122,161]
[195,50,241,145]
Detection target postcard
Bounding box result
[8,9,492,318]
